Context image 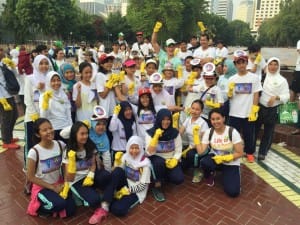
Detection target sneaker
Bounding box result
[2,143,20,149]
[205,172,215,187]
[192,169,203,183]
[11,137,19,143]
[257,154,265,161]
[246,154,255,163]
[89,208,108,225]
[152,187,165,202]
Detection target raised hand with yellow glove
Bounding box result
[41,90,53,110]
[113,104,121,116]
[60,150,76,199]
[227,82,235,98]
[172,112,180,129]
[140,61,146,74]
[192,125,201,145]
[114,186,130,199]
[30,113,39,122]
[149,128,164,148]
[205,99,221,108]
[197,21,206,32]
[128,82,135,95]
[248,105,260,121]
[0,98,12,111]
[165,158,178,169]
[153,21,163,33]
[254,53,262,65]
[212,154,234,164]
[82,171,95,186]
[177,65,183,79]
[113,151,124,167]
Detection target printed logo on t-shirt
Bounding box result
[164,86,174,96]
[157,140,175,153]
[125,165,140,181]
[235,83,252,94]
[138,112,155,124]
[33,90,40,102]
[76,158,92,171]
[40,155,62,174]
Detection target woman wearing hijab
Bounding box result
[39,71,72,142]
[145,108,184,202]
[254,57,290,160]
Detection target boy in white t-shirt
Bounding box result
[246,44,266,82]
[228,50,262,163]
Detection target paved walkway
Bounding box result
[1,117,300,225]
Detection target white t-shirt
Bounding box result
[151,88,175,112]
[193,46,215,60]
[177,50,192,64]
[296,40,300,71]
[202,126,242,166]
[228,72,262,118]
[183,78,204,108]
[27,141,65,184]
[182,117,209,148]
[136,109,155,145]
[163,77,184,99]
[215,47,228,58]
[124,75,141,105]
[131,42,153,57]
[246,57,266,81]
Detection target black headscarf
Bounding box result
[118,101,135,141]
[147,108,178,141]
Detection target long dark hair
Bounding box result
[137,93,156,116]
[118,101,135,141]
[32,118,52,145]
[68,121,96,160]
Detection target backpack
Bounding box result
[0,64,20,95]
[208,126,233,148]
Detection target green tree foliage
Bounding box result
[228,20,254,46]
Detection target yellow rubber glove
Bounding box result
[82,171,95,186]
[140,61,146,74]
[182,146,192,158]
[197,21,206,32]
[186,71,198,86]
[30,113,39,122]
[193,125,201,145]
[165,158,178,169]
[205,99,220,108]
[105,74,118,89]
[67,150,77,174]
[114,151,124,167]
[227,82,235,98]
[105,78,115,89]
[113,104,121,116]
[0,98,12,111]
[128,82,135,95]
[153,21,163,33]
[177,65,183,79]
[254,53,262,65]
[41,90,53,110]
[114,186,130,199]
[59,182,70,199]
[149,128,164,147]
[119,71,125,82]
[248,105,260,122]
[212,154,234,164]
[172,112,180,129]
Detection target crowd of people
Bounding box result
[0,21,299,224]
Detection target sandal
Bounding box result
[152,187,165,202]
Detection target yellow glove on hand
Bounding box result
[212,154,234,164]
[140,61,146,74]
[150,128,164,147]
[248,105,260,122]
[205,99,220,108]
[113,104,121,116]
[105,74,119,89]
[114,151,124,167]
[254,53,262,65]
[119,71,125,82]
[0,98,12,111]
[172,112,180,129]
[59,182,70,199]
[193,125,201,145]
[182,146,192,158]
[114,186,130,199]
[177,65,183,79]
[227,82,235,98]
[197,21,206,32]
[165,158,178,169]
[82,171,95,186]
[105,78,114,89]
[41,90,53,110]
[30,113,39,122]
[67,150,76,174]
[128,82,135,95]
[153,21,163,33]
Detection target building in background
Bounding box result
[253,0,283,31]
[206,0,233,21]
[0,0,6,14]
[235,0,254,28]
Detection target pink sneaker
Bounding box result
[89,208,108,224]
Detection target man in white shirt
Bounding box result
[193,34,215,65]
[215,40,228,59]
[131,31,153,59]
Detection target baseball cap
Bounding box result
[190,58,201,67]
[165,38,176,47]
[99,54,115,64]
[123,59,136,67]
[53,40,63,48]
[138,87,151,96]
[202,62,216,76]
[149,72,163,84]
[136,31,143,36]
[145,59,157,66]
[233,50,248,62]
[118,32,124,37]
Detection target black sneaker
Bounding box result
[152,187,165,202]
[258,154,265,161]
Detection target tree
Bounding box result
[228,20,254,46]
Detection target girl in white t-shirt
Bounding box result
[26,118,75,218]
[73,62,98,121]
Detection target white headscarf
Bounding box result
[45,71,69,104]
[122,136,151,169]
[263,57,285,91]
[31,54,51,86]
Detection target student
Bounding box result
[109,136,151,216]
[255,57,290,160]
[246,44,266,82]
[228,50,262,163]
[60,63,77,122]
[83,50,98,82]
[109,101,137,159]
[90,106,112,172]
[72,62,98,121]
[145,108,184,201]
[140,58,157,88]
[179,100,208,183]
[196,109,244,197]
[62,121,112,225]
[26,118,75,217]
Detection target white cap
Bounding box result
[91,106,107,120]
[145,59,157,66]
[165,38,176,46]
[202,62,216,76]
[149,72,163,84]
